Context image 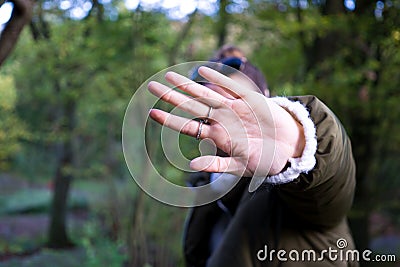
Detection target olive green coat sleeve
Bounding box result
[279,95,356,228]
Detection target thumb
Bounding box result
[190,156,246,176]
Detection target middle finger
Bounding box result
[148,81,211,118]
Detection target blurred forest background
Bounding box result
[0,0,399,266]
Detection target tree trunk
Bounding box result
[47,91,76,248]
[304,0,346,73]
[47,141,74,248]
[216,0,229,48]
[168,9,198,65]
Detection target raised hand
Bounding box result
[148,67,305,178]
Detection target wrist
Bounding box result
[291,114,306,158]
[266,97,317,185]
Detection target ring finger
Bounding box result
[149,109,211,140]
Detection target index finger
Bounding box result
[165,71,227,108]
[198,66,252,99]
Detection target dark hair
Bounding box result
[191,45,269,96]
[213,45,269,96]
[213,45,245,61]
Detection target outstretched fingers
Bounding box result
[164,71,227,108]
[148,81,211,118]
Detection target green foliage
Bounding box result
[80,221,127,267]
[9,11,176,181]
[0,74,28,170]
[1,0,399,265]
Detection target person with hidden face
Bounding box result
[148,45,358,267]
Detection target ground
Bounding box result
[0,174,399,267]
[0,174,114,267]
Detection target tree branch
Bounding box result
[0,0,33,66]
[168,9,198,65]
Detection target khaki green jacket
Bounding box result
[184,96,358,267]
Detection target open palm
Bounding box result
[148,67,304,178]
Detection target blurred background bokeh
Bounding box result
[0,0,399,266]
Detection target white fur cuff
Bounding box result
[266,97,317,185]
